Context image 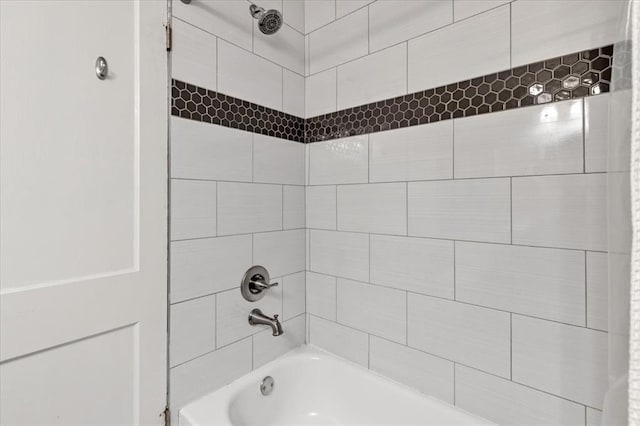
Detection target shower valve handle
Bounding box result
[250,279,278,290]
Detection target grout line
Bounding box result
[214,294,217,349]
[300,225,606,254]
[215,37,219,90]
[509,312,513,379]
[306,312,605,411]
[367,5,370,55]
[405,41,409,93]
[215,181,219,236]
[585,250,588,327]
[367,333,371,369]
[173,17,306,78]
[304,269,608,332]
[368,233,371,282]
[509,2,512,68]
[335,185,338,230]
[405,291,409,344]
[306,3,509,77]
[306,171,607,186]
[583,98,587,173]
[510,177,513,244]
[453,241,456,300]
[405,182,409,236]
[453,362,456,405]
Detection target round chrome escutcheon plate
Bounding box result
[260,376,274,396]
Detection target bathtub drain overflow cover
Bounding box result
[261,376,274,396]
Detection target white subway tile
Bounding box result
[217,182,282,235]
[408,6,510,92]
[283,271,306,320]
[587,251,608,331]
[408,178,511,243]
[283,185,305,229]
[306,272,337,320]
[253,134,305,185]
[456,242,586,325]
[337,278,407,343]
[309,316,369,367]
[370,337,454,403]
[587,408,603,426]
[337,44,407,110]
[454,100,584,178]
[283,69,305,118]
[218,40,282,111]
[512,174,607,251]
[453,0,510,21]
[253,314,305,368]
[169,337,252,411]
[170,295,216,367]
[309,230,369,282]
[336,0,374,18]
[309,136,369,185]
[408,294,511,377]
[283,0,305,33]
[585,94,610,173]
[371,235,454,299]
[337,182,407,235]
[254,23,305,74]
[512,315,608,409]
[170,179,217,241]
[216,285,282,347]
[171,118,252,181]
[254,229,306,277]
[305,0,335,33]
[309,8,368,74]
[512,1,624,67]
[173,0,252,50]
[170,235,252,303]
[172,19,217,90]
[455,364,585,425]
[369,0,452,52]
[306,185,337,230]
[369,121,453,182]
[305,68,337,118]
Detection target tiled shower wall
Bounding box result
[304,1,622,426]
[168,0,306,418]
[169,0,625,424]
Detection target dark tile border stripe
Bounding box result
[171,45,613,144]
[306,45,613,142]
[171,80,306,142]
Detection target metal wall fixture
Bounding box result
[260,376,275,396]
[249,309,283,336]
[241,265,278,302]
[249,3,283,35]
[95,57,108,80]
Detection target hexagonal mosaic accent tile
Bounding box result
[171,45,613,144]
[171,80,305,142]
[305,45,613,142]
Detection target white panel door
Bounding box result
[0,1,168,424]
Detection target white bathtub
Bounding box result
[179,345,494,426]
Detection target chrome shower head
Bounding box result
[250,4,282,35]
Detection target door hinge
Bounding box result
[163,406,171,426]
[165,23,172,52]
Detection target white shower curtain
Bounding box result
[603,0,640,424]
[629,1,640,423]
